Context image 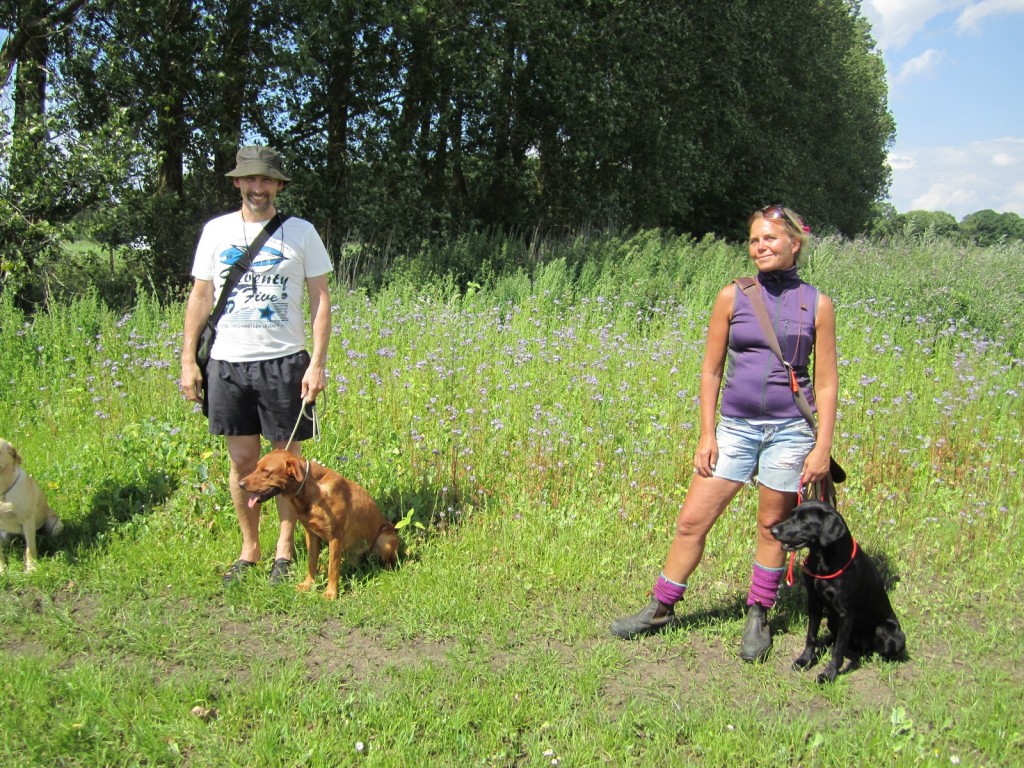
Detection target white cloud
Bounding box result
[887,152,918,171]
[1004,181,1024,214]
[865,0,1024,48]
[887,137,1024,217]
[957,0,1024,33]
[892,49,944,84]
[865,1,964,48]
[911,183,979,212]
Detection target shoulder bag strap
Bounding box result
[207,212,287,327]
[733,277,817,433]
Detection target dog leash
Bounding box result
[785,480,838,586]
[294,458,312,496]
[786,552,798,587]
[284,399,321,452]
[785,487,806,587]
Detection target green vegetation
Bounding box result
[870,205,1024,245]
[1,232,1022,766]
[4,0,892,299]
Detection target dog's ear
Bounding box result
[285,454,305,482]
[818,508,849,546]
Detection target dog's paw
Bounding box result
[793,644,819,670]
[793,654,815,670]
[816,666,839,684]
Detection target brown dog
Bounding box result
[0,438,64,572]
[238,450,398,599]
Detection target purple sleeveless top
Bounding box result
[720,267,818,420]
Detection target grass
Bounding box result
[1,231,1022,766]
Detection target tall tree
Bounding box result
[959,210,1024,245]
[58,0,279,284]
[1,0,88,188]
[3,0,899,292]
[205,0,255,209]
[261,0,378,242]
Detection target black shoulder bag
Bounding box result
[196,213,286,412]
[733,277,846,505]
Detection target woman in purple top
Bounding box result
[610,205,838,663]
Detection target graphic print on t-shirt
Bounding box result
[217,242,291,329]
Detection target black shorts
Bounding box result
[206,351,315,441]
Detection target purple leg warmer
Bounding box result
[747,562,785,608]
[652,573,687,606]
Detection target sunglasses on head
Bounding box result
[750,205,811,234]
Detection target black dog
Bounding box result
[770,500,906,683]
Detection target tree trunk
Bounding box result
[212,0,253,208]
[9,0,49,190]
[153,0,195,198]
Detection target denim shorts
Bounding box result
[206,351,315,441]
[713,416,816,492]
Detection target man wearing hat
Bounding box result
[180,146,332,587]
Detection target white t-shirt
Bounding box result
[191,211,332,362]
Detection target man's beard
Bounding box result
[244,193,272,215]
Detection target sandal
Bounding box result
[222,559,258,587]
[268,558,292,585]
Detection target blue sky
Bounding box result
[863,1,1024,219]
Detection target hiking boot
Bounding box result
[739,603,772,662]
[610,597,677,639]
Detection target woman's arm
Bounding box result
[693,285,734,477]
[804,292,838,484]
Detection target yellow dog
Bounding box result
[0,438,64,572]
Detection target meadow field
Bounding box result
[1,231,1022,766]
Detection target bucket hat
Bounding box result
[225,145,291,182]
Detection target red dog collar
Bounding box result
[802,538,858,580]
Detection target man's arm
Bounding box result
[301,274,331,403]
[180,279,214,403]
